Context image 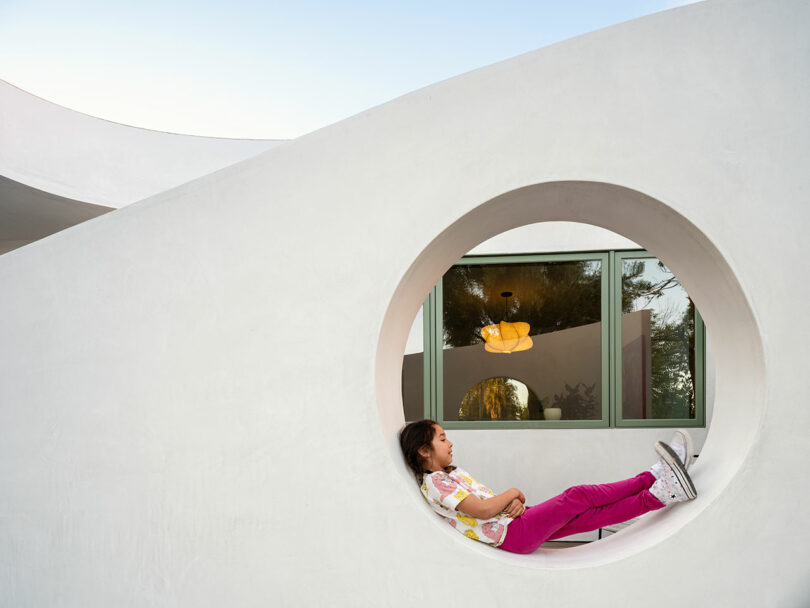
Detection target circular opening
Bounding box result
[376,181,765,568]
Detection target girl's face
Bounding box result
[420,424,453,471]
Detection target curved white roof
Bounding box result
[0,80,285,251]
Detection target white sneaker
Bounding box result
[669,429,694,469]
[651,441,697,505]
[649,465,691,506]
[649,429,694,479]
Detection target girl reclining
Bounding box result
[399,419,696,553]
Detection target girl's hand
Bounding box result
[509,488,526,504]
[505,498,525,518]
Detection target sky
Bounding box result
[0,0,699,139]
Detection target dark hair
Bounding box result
[399,419,441,481]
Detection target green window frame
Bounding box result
[414,249,706,429]
[611,251,706,428]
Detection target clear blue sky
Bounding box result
[0,0,698,138]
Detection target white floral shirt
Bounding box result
[420,467,512,546]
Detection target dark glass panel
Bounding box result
[442,260,602,421]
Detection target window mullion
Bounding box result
[608,250,617,427]
[422,291,433,420]
[414,248,704,429]
[434,279,443,422]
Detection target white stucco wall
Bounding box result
[0,80,285,208]
[1,0,808,605]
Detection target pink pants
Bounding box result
[498,471,664,554]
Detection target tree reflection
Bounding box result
[459,377,537,421]
[441,257,699,422]
[623,259,696,419]
[650,301,695,418]
[443,261,603,348]
[551,382,600,420]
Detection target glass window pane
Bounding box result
[459,377,536,421]
[402,308,425,422]
[442,260,603,421]
[621,258,696,420]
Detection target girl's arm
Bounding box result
[457,488,524,520]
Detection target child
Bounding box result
[399,419,696,554]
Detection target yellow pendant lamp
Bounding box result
[481,291,534,354]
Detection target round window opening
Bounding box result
[379,181,765,567]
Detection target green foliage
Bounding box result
[459,377,527,421]
[649,301,695,419]
[442,261,603,348]
[550,382,599,420]
[624,258,696,420]
[620,259,680,314]
[442,256,698,423]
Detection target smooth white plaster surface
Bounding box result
[0,80,285,209]
[0,80,285,253]
[1,0,808,605]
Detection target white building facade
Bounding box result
[1,0,808,605]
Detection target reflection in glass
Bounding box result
[459,377,535,420]
[442,260,602,421]
[621,258,696,420]
[401,309,425,422]
[401,354,424,422]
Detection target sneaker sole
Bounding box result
[673,429,694,469]
[655,441,697,499]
